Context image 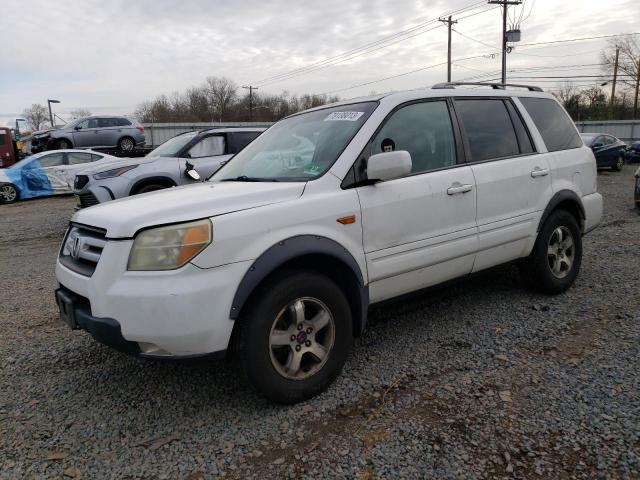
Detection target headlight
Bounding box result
[93,165,138,180]
[127,219,212,271]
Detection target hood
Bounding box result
[72,181,306,238]
[79,156,160,174]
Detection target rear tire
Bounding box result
[612,155,624,171]
[519,210,582,294]
[0,184,19,204]
[118,137,135,153]
[235,270,352,404]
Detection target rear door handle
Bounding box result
[447,183,473,195]
[531,167,550,178]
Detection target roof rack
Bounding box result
[432,82,543,92]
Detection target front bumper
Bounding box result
[55,239,253,357]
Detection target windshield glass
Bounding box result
[148,132,197,157]
[211,102,377,181]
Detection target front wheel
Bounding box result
[236,270,353,404]
[0,184,19,204]
[612,155,624,171]
[55,139,72,150]
[519,210,582,294]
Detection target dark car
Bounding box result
[580,133,626,171]
[30,127,59,154]
[626,141,640,164]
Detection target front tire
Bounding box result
[56,139,72,150]
[612,155,624,171]
[0,184,19,204]
[519,210,582,294]
[133,184,167,195]
[236,270,352,404]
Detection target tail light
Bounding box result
[136,125,144,133]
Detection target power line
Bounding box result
[517,32,639,48]
[248,1,494,87]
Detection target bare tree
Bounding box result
[553,83,583,120]
[601,37,640,118]
[69,108,92,119]
[22,103,49,131]
[206,76,238,122]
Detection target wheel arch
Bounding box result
[538,190,585,233]
[129,176,176,195]
[229,235,369,338]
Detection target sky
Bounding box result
[1,0,639,125]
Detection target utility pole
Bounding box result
[242,85,258,121]
[488,0,521,84]
[634,66,640,119]
[610,47,619,118]
[439,16,458,82]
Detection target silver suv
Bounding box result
[48,116,146,153]
[73,127,264,207]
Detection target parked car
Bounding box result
[0,150,119,204]
[30,127,61,154]
[73,127,264,208]
[635,166,640,209]
[626,141,640,163]
[44,116,145,153]
[580,133,626,170]
[55,84,603,403]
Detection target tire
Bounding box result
[134,184,167,195]
[0,184,19,204]
[519,210,582,294]
[235,270,353,404]
[118,137,135,153]
[612,155,624,171]
[56,138,72,150]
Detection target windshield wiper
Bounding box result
[221,175,279,182]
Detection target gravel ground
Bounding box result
[1,166,639,479]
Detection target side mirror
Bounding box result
[185,161,201,181]
[74,126,82,130]
[366,151,412,183]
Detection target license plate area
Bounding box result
[55,289,80,329]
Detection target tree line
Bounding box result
[133,76,339,123]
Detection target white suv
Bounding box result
[55,83,603,403]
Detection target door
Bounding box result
[72,118,101,147]
[61,152,98,190]
[97,118,121,147]
[453,98,552,272]
[178,134,230,182]
[356,100,478,303]
[21,152,67,195]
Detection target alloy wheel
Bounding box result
[268,297,335,380]
[547,226,575,279]
[1,185,17,202]
[120,138,134,151]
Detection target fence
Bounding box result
[141,122,274,148]
[575,120,640,144]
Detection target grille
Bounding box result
[59,225,107,277]
[74,175,89,190]
[77,192,99,208]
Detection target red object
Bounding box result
[136,125,145,133]
[0,128,17,167]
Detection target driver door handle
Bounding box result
[531,167,550,178]
[447,183,473,195]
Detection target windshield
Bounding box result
[211,102,377,181]
[147,132,197,157]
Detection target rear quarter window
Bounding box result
[519,97,582,152]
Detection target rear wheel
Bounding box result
[519,210,582,294]
[0,184,19,204]
[235,270,352,404]
[118,137,135,153]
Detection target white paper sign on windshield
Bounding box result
[324,111,365,121]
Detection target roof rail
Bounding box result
[432,82,543,92]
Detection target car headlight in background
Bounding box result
[127,219,212,271]
[93,165,138,180]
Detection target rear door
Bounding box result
[453,97,551,272]
[61,152,98,190]
[356,99,478,302]
[97,118,120,147]
[179,133,230,182]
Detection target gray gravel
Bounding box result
[1,166,639,479]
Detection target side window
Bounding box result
[188,135,226,158]
[505,100,535,154]
[67,152,93,165]
[455,99,520,162]
[117,118,132,127]
[77,120,89,129]
[91,154,104,161]
[38,153,64,167]
[230,132,261,153]
[0,133,5,145]
[371,101,456,174]
[604,136,616,145]
[87,118,99,129]
[518,97,582,152]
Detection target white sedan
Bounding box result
[0,150,120,204]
